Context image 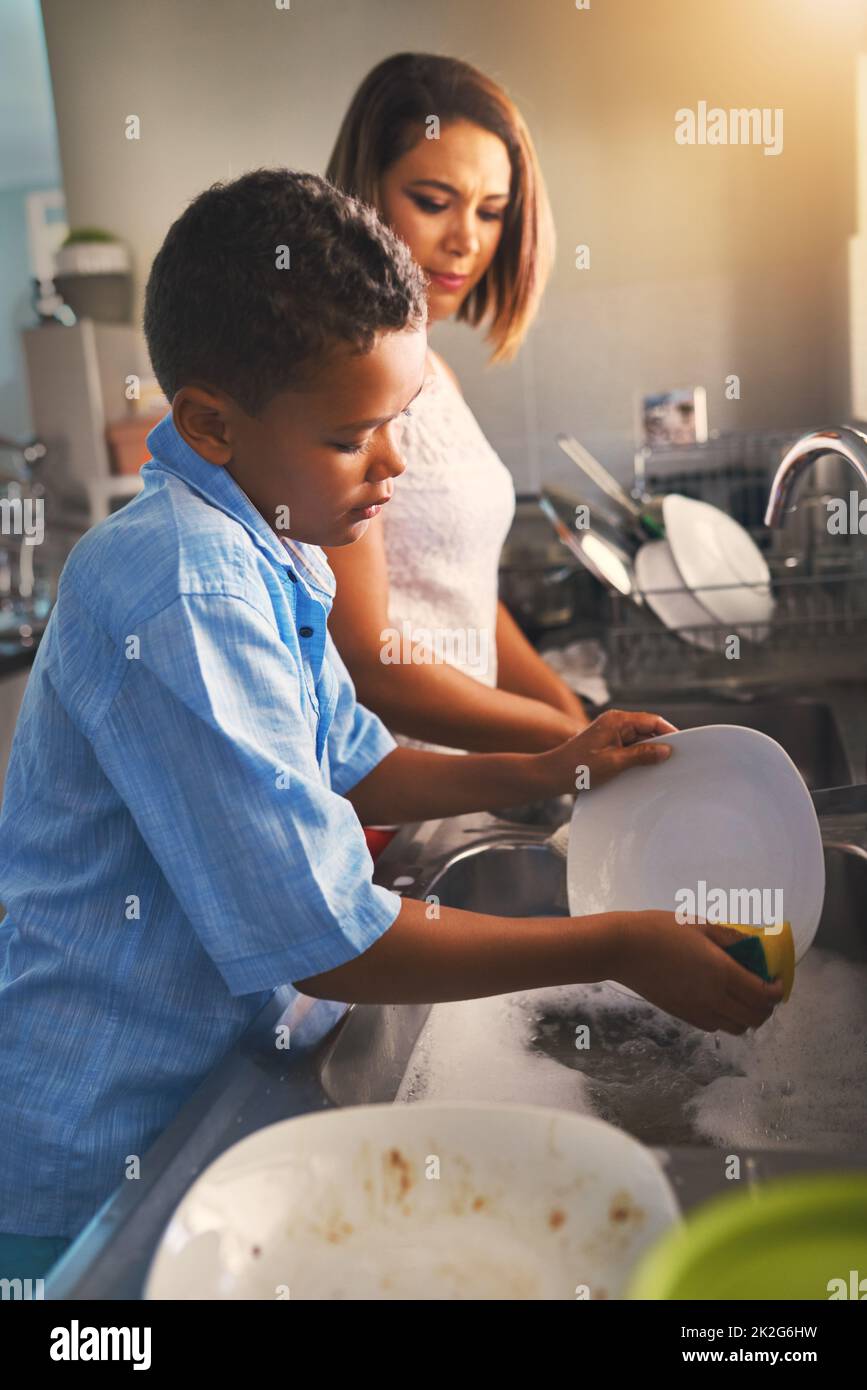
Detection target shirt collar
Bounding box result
[143,412,336,602]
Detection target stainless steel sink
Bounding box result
[820,841,867,961]
[320,834,867,1161]
[318,842,569,1106]
[521,840,867,1150]
[320,691,863,1161]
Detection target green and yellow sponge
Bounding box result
[722,920,795,1000]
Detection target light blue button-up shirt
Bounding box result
[0,412,401,1237]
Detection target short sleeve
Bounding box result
[92,592,402,996]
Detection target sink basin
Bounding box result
[613,697,853,790]
[424,840,569,916]
[319,839,867,1160]
[817,840,867,961]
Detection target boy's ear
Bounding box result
[172,386,234,466]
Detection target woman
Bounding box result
[324,52,590,756]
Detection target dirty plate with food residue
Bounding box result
[144,1102,680,1300]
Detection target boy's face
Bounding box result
[174,323,427,547]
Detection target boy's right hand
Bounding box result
[611,912,785,1034]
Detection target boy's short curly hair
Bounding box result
[143,168,427,416]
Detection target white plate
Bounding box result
[635,539,719,651]
[144,1102,680,1300]
[663,493,774,635]
[567,725,825,984]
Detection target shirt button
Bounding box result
[299,625,314,638]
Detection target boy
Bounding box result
[0,170,781,1272]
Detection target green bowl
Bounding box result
[626,1172,867,1300]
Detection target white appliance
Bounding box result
[22,319,148,528]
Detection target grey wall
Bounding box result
[0,0,61,436]
[40,0,867,489]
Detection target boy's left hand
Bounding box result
[537,709,678,797]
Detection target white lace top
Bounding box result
[381,353,516,754]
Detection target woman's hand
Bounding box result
[610,913,785,1034]
[536,708,678,798]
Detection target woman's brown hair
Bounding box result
[326,52,555,363]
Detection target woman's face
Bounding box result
[378,119,512,324]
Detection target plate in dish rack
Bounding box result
[662,493,774,634]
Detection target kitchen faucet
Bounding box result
[764,425,867,528]
[764,425,867,799]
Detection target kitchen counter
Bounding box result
[45,679,867,1300]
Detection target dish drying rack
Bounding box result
[608,430,867,691]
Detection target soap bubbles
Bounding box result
[397,949,867,1156]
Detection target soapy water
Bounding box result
[396,947,867,1155]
